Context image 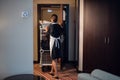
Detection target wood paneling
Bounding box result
[83,0,120,76]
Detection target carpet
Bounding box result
[34,64,78,80]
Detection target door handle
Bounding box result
[104,37,110,44]
[104,37,107,44]
[107,37,110,44]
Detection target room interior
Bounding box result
[0,0,120,80]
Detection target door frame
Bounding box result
[34,4,69,63]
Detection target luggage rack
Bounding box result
[39,22,52,70]
[39,49,52,67]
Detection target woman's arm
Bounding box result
[44,26,49,32]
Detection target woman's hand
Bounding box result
[44,26,49,32]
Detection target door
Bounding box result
[37,4,69,69]
[105,0,120,75]
[83,0,110,72]
[83,0,120,76]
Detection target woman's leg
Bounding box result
[52,59,58,77]
[50,65,54,73]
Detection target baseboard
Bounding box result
[34,61,39,64]
[77,70,83,73]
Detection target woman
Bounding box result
[45,14,63,79]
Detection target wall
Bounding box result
[41,8,61,22]
[0,0,33,79]
[33,0,76,61]
[79,0,84,71]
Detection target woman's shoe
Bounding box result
[48,72,54,76]
[52,75,59,79]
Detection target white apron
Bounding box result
[50,35,60,57]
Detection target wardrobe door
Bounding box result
[105,0,120,76]
[83,0,109,72]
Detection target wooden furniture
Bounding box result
[83,0,120,76]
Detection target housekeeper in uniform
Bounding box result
[45,14,63,79]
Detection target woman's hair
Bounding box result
[51,14,58,22]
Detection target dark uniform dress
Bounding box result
[47,23,63,60]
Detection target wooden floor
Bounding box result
[34,64,78,80]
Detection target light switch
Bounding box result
[21,11,29,18]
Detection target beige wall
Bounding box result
[33,0,76,61]
[41,8,61,22]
